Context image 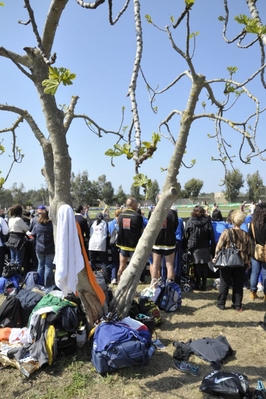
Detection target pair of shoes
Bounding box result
[217,304,225,310]
[173,361,199,376]
[111,278,117,285]
[250,291,259,300]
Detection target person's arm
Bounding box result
[0,218,9,235]
[213,229,228,257]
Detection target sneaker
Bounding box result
[257,284,264,292]
[111,278,117,285]
[173,361,199,376]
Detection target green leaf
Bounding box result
[185,0,195,5]
[218,16,225,21]
[42,79,60,95]
[145,14,152,24]
[142,141,151,148]
[189,31,199,39]
[0,2,5,6]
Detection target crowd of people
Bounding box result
[0,198,265,313]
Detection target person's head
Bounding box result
[96,212,104,225]
[38,205,46,217]
[38,210,50,224]
[191,205,205,218]
[211,209,223,221]
[75,205,84,214]
[9,204,23,217]
[126,198,138,211]
[252,202,266,229]
[230,210,245,227]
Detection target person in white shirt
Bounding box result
[0,214,9,275]
[6,204,29,271]
[88,213,108,272]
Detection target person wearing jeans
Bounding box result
[249,202,266,302]
[31,209,55,288]
[250,257,266,299]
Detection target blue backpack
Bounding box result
[156,281,182,312]
[91,321,151,374]
[23,271,43,288]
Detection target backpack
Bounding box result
[0,296,21,327]
[16,288,44,327]
[156,281,182,312]
[200,370,249,397]
[91,321,151,374]
[22,271,43,288]
[2,261,20,279]
[46,305,79,356]
[137,297,162,326]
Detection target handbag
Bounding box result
[214,229,244,268]
[251,223,266,262]
[2,261,20,278]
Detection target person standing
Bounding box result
[75,205,90,252]
[151,197,178,283]
[6,204,29,271]
[185,205,215,291]
[214,210,252,311]
[0,214,9,276]
[31,210,55,287]
[249,202,266,302]
[88,213,109,271]
[116,198,143,281]
[108,208,122,284]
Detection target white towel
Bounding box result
[54,204,84,295]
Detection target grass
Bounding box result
[89,204,241,220]
[0,283,265,399]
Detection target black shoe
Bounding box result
[217,304,225,310]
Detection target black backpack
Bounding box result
[0,296,21,327]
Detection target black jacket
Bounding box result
[185,216,215,255]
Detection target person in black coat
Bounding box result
[185,205,215,291]
[75,205,90,255]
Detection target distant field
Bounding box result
[88,203,245,220]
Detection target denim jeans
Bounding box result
[37,253,55,288]
[250,257,266,293]
[9,247,23,269]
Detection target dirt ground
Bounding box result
[0,283,266,399]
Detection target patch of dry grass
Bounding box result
[0,284,265,399]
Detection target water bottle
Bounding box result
[160,295,168,310]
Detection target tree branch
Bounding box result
[0,47,32,79]
[108,0,130,25]
[75,0,105,9]
[42,0,69,59]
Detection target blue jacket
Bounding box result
[32,221,55,255]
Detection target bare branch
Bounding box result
[0,47,32,78]
[75,0,105,9]
[0,104,48,147]
[42,0,68,59]
[127,0,143,172]
[108,0,130,25]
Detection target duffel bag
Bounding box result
[91,321,150,374]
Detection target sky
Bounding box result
[1,0,266,197]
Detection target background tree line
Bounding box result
[0,169,264,209]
